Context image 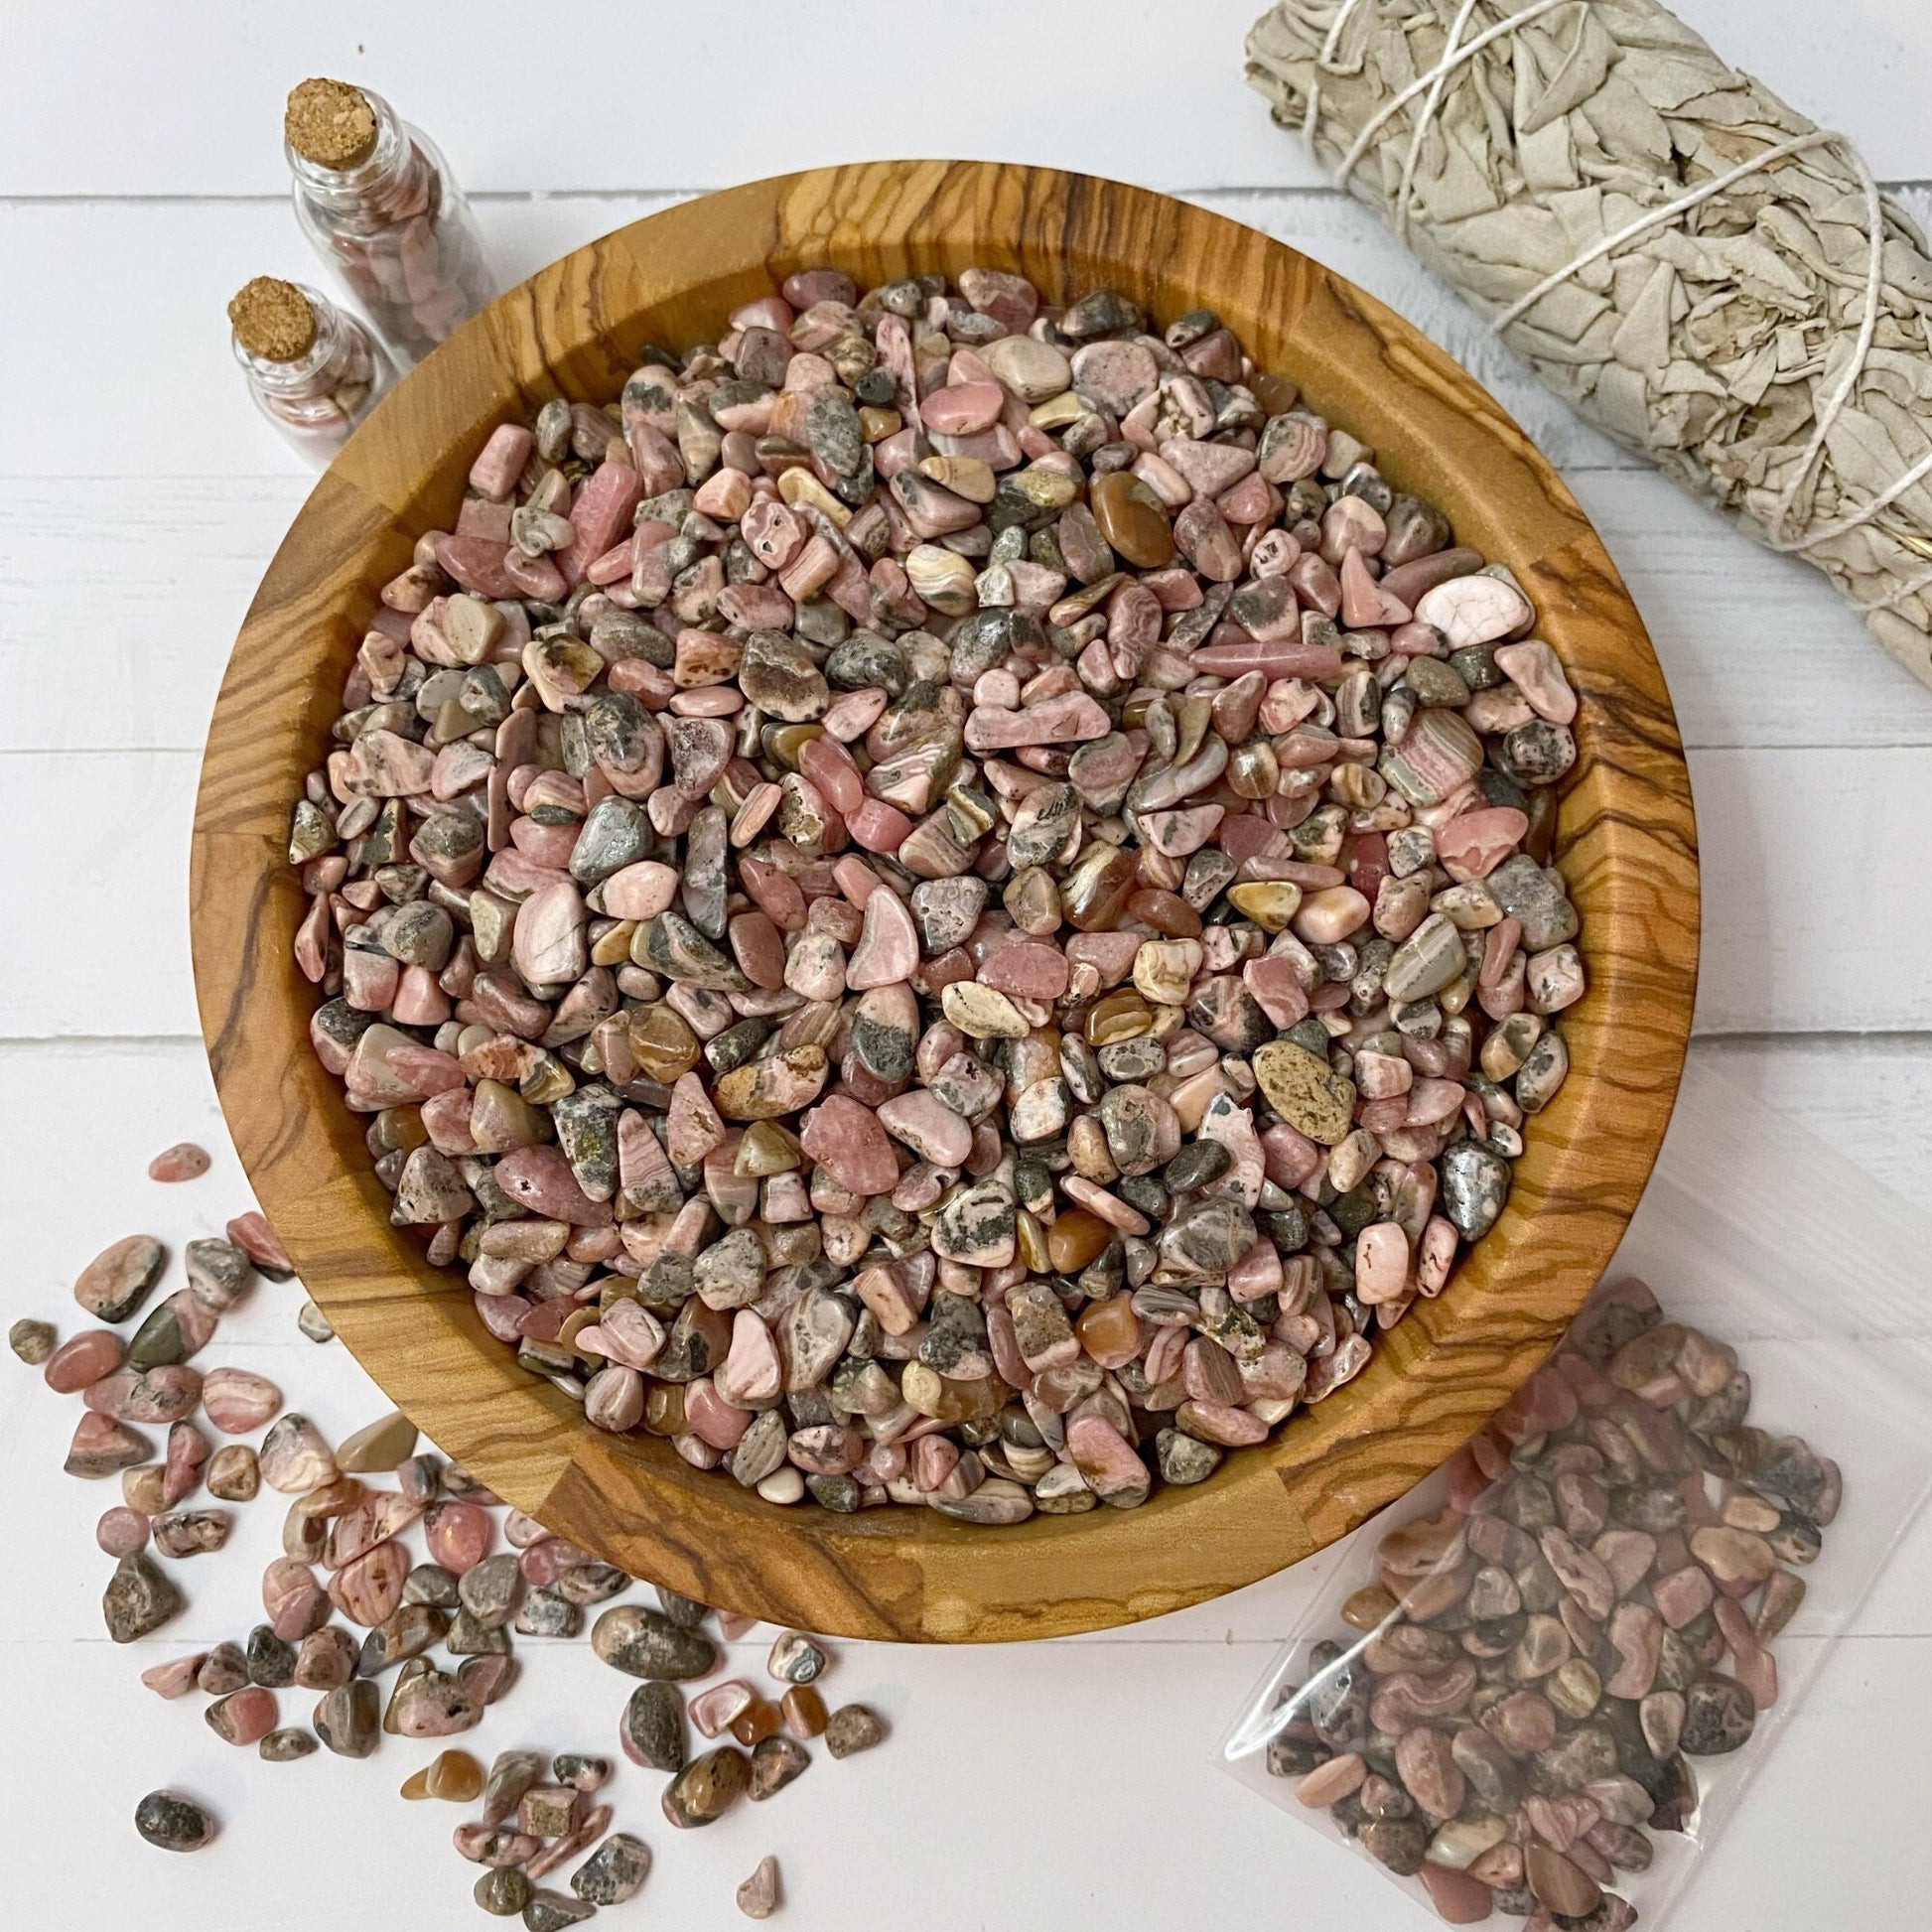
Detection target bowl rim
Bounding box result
[192,158,1699,1642]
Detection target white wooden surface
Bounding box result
[4,4,1932,1926]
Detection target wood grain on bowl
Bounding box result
[191,161,1699,1642]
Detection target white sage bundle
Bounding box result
[1246,0,1932,692]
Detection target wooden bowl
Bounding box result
[192,161,1699,1641]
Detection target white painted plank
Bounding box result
[0,190,1646,480]
[0,481,305,755]
[0,0,1323,200]
[12,184,1932,486]
[12,464,1925,755]
[5,0,1931,198]
[4,745,1925,1039]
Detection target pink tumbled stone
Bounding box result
[425,1500,495,1575]
[202,1366,284,1435]
[1355,1222,1412,1303]
[1228,1238,1284,1304]
[141,1653,207,1700]
[391,964,451,1026]
[798,737,865,816]
[684,1377,754,1449]
[492,1146,614,1226]
[96,1505,151,1556]
[1064,931,1143,987]
[589,1299,668,1373]
[919,381,1006,435]
[262,1558,331,1640]
[1066,1414,1151,1505]
[844,887,918,990]
[1418,1216,1458,1296]
[207,1685,279,1746]
[964,691,1109,752]
[822,687,890,742]
[978,941,1070,1002]
[715,1311,782,1405]
[1243,955,1311,1027]
[519,1535,590,1587]
[728,910,788,990]
[328,1539,409,1626]
[1495,640,1577,725]
[846,797,914,853]
[1260,1121,1323,1189]
[1291,886,1371,946]
[1060,1175,1151,1235]
[599,865,683,923]
[511,880,588,985]
[469,423,534,499]
[876,1091,974,1169]
[831,855,882,908]
[739,855,807,931]
[1436,806,1529,883]
[224,1211,293,1279]
[666,1072,727,1165]
[557,461,644,587]
[44,1328,125,1394]
[690,1679,756,1738]
[1417,1862,1495,1924]
[148,1142,210,1183]
[799,1095,899,1196]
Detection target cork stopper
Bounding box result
[228,278,318,362]
[285,76,378,169]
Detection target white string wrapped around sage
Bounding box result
[1246,0,1932,693]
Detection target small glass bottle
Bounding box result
[227,278,392,465]
[283,76,496,367]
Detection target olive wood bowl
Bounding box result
[191,161,1699,1641]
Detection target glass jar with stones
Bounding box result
[228,277,392,465]
[283,78,495,366]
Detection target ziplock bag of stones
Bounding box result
[1216,1060,1932,1929]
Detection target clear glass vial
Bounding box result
[283,77,496,367]
[227,278,392,464]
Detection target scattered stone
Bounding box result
[226,1211,295,1279]
[571,1832,652,1905]
[620,1680,687,1771]
[67,1412,151,1478]
[823,1703,887,1758]
[9,1317,56,1365]
[74,1235,167,1323]
[149,1142,210,1183]
[475,1867,531,1917]
[207,1685,279,1746]
[662,1746,751,1827]
[593,1604,718,1680]
[523,1890,595,1931]
[134,1789,216,1853]
[258,1412,335,1488]
[737,1855,781,1919]
[207,1444,260,1500]
[315,1677,382,1756]
[185,1237,252,1311]
[748,1734,809,1799]
[103,1551,184,1642]
[766,1630,828,1685]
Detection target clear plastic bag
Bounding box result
[1217,1061,1932,1928]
